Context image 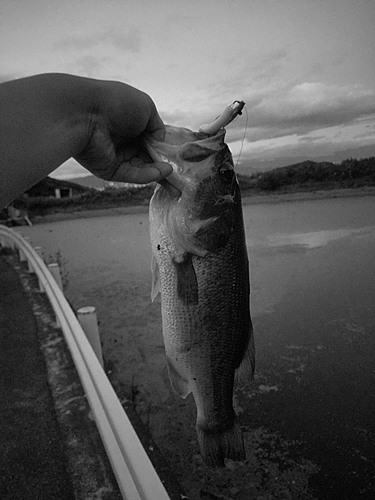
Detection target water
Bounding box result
[242,197,375,498]
[17,195,375,499]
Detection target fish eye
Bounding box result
[219,168,234,182]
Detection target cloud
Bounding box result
[198,48,289,105]
[159,109,190,126]
[245,82,375,138]
[162,12,200,34]
[194,80,375,145]
[55,27,142,54]
[231,115,375,171]
[0,72,22,84]
[154,79,375,173]
[53,26,142,79]
[247,48,289,84]
[65,54,114,78]
[298,134,327,143]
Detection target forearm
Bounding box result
[0,73,96,207]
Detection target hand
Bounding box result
[0,74,174,207]
[75,80,172,184]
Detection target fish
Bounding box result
[145,125,255,467]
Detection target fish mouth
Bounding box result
[144,125,227,196]
[154,157,185,196]
[143,136,184,195]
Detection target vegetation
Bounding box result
[242,157,375,193]
[2,157,374,219]
[23,184,155,216]
[25,176,89,197]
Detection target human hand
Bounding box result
[74,80,172,184]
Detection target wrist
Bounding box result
[0,73,105,206]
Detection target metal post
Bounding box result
[77,306,104,367]
[27,256,34,273]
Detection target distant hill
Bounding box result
[247,157,375,191]
[236,144,375,175]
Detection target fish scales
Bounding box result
[146,125,255,467]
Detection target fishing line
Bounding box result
[234,104,248,169]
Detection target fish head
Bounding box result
[145,125,227,189]
[146,125,241,256]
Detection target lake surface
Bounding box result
[17,195,375,499]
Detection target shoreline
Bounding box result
[30,186,375,224]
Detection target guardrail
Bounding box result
[0,225,172,500]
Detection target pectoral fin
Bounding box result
[173,254,198,305]
[166,357,191,398]
[151,254,160,302]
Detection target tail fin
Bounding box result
[196,420,245,467]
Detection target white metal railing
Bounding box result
[0,225,171,500]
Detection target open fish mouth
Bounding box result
[144,126,227,194]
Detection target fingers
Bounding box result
[79,83,169,185]
[109,160,173,185]
[145,99,166,142]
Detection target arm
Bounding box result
[0,73,171,208]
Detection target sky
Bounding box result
[1,0,375,178]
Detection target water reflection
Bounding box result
[249,226,375,251]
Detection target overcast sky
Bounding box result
[1,0,375,178]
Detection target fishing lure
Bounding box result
[199,100,245,135]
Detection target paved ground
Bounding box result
[0,252,187,500]
[0,255,75,499]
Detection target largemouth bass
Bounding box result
[145,125,255,467]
